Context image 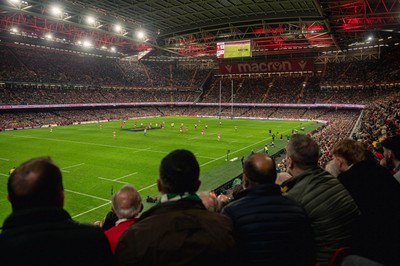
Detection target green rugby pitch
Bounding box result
[0,116,321,224]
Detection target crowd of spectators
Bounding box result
[3,83,399,106]
[0,44,209,88]
[321,49,400,84]
[200,76,399,104]
[2,43,399,105]
[356,93,400,148]
[313,110,361,166]
[0,107,156,130]
[0,86,201,105]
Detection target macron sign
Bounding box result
[219,59,314,74]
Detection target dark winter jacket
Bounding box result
[222,183,315,266]
[0,207,113,266]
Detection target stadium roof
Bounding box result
[1,0,399,57]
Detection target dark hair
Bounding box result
[8,157,63,211]
[243,153,277,184]
[332,139,368,165]
[286,134,320,170]
[382,135,400,159]
[159,149,200,193]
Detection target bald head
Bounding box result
[8,157,64,211]
[112,185,142,219]
[243,153,277,187]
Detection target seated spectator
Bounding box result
[332,139,400,265]
[0,157,113,265]
[114,149,237,265]
[222,153,315,265]
[381,135,400,183]
[281,134,359,265]
[104,184,143,253]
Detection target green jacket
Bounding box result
[281,167,359,266]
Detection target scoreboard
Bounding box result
[217,40,252,59]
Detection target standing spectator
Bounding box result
[281,134,359,266]
[0,157,113,265]
[222,153,315,266]
[105,184,143,253]
[332,139,400,266]
[381,135,400,183]
[115,149,237,265]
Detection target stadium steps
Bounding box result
[7,46,35,76]
[261,78,274,102]
[297,76,309,103]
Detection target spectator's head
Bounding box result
[198,192,220,212]
[275,172,292,185]
[242,153,277,188]
[382,135,400,167]
[332,139,368,173]
[112,185,142,220]
[286,134,320,176]
[8,157,64,211]
[158,149,200,193]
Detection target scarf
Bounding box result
[158,192,201,204]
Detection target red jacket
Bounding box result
[105,218,137,253]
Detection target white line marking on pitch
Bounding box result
[72,202,111,219]
[197,155,216,160]
[97,177,129,184]
[138,183,157,192]
[64,189,110,202]
[0,158,10,161]
[62,163,85,170]
[114,172,138,181]
[0,173,9,177]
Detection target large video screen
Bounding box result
[217,40,252,59]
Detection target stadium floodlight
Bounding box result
[136,31,145,39]
[110,47,116,52]
[86,16,96,26]
[77,40,82,45]
[367,36,373,41]
[114,24,122,33]
[9,0,21,5]
[101,46,107,49]
[11,27,18,33]
[45,33,53,40]
[50,6,62,17]
[83,40,92,48]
